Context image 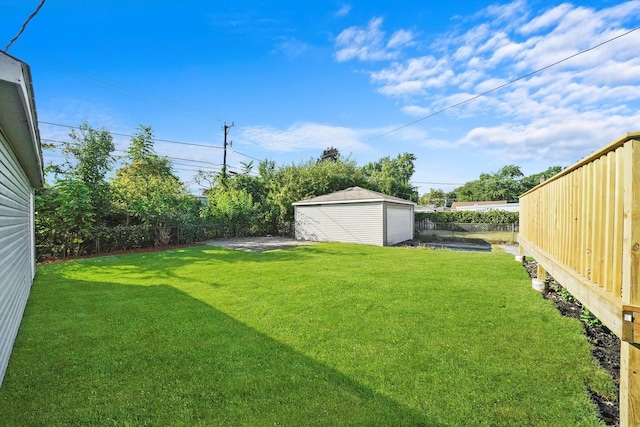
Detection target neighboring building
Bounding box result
[293,186,415,246]
[451,201,519,212]
[0,51,44,386]
[415,204,450,213]
[415,204,436,213]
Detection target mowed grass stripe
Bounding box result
[0,244,613,426]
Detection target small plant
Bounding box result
[556,286,576,302]
[580,306,603,328]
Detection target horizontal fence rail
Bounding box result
[518,132,640,426]
[415,221,519,244]
[416,221,518,233]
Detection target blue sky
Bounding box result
[2,0,639,195]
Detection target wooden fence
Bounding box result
[518,132,640,426]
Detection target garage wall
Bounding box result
[0,133,34,386]
[295,203,384,245]
[385,204,414,245]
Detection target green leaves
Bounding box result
[361,153,418,202]
[452,164,564,203]
[111,126,185,229]
[202,188,259,237]
[416,210,519,224]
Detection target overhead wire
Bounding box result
[3,0,47,52]
[40,138,245,176]
[364,24,640,142]
[40,121,224,150]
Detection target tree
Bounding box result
[521,166,563,191]
[111,125,188,244]
[361,153,418,201]
[35,179,95,257]
[62,121,115,223]
[419,188,447,207]
[261,156,366,233]
[201,187,259,237]
[318,146,340,163]
[454,164,563,202]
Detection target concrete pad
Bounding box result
[205,237,316,253]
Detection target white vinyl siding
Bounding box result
[0,133,34,386]
[295,203,384,246]
[386,205,413,245]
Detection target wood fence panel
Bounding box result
[519,133,640,427]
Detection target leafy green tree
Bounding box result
[361,153,418,201]
[261,157,366,233]
[521,166,563,191]
[419,188,447,207]
[202,187,259,237]
[62,121,115,223]
[318,146,340,163]
[454,165,524,202]
[35,179,95,257]
[111,125,188,244]
[454,165,565,202]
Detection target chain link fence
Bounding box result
[415,221,519,244]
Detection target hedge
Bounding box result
[416,211,519,224]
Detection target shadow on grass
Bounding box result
[55,245,376,289]
[1,279,437,426]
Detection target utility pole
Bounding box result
[222,122,234,180]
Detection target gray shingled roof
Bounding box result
[292,186,415,206]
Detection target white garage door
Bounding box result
[386,205,413,245]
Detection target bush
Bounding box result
[416,210,519,224]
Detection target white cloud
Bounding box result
[459,108,640,162]
[387,29,415,49]
[334,17,415,62]
[519,3,572,35]
[370,56,453,96]
[274,37,308,58]
[335,1,640,167]
[238,122,370,152]
[335,4,351,17]
[401,105,431,117]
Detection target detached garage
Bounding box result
[0,51,43,386]
[293,186,415,246]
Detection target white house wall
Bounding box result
[295,203,384,246]
[0,133,34,386]
[385,204,414,245]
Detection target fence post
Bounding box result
[620,139,640,426]
[532,263,548,292]
[515,243,524,263]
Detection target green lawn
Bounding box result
[419,229,519,244]
[0,243,612,426]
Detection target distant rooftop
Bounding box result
[450,201,507,210]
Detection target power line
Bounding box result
[366,24,640,142]
[40,121,224,150]
[231,149,263,163]
[413,181,464,186]
[41,138,249,174]
[3,0,46,52]
[40,121,266,166]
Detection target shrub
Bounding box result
[416,211,519,224]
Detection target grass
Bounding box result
[0,243,613,426]
[418,229,518,244]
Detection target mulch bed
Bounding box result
[523,260,620,426]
